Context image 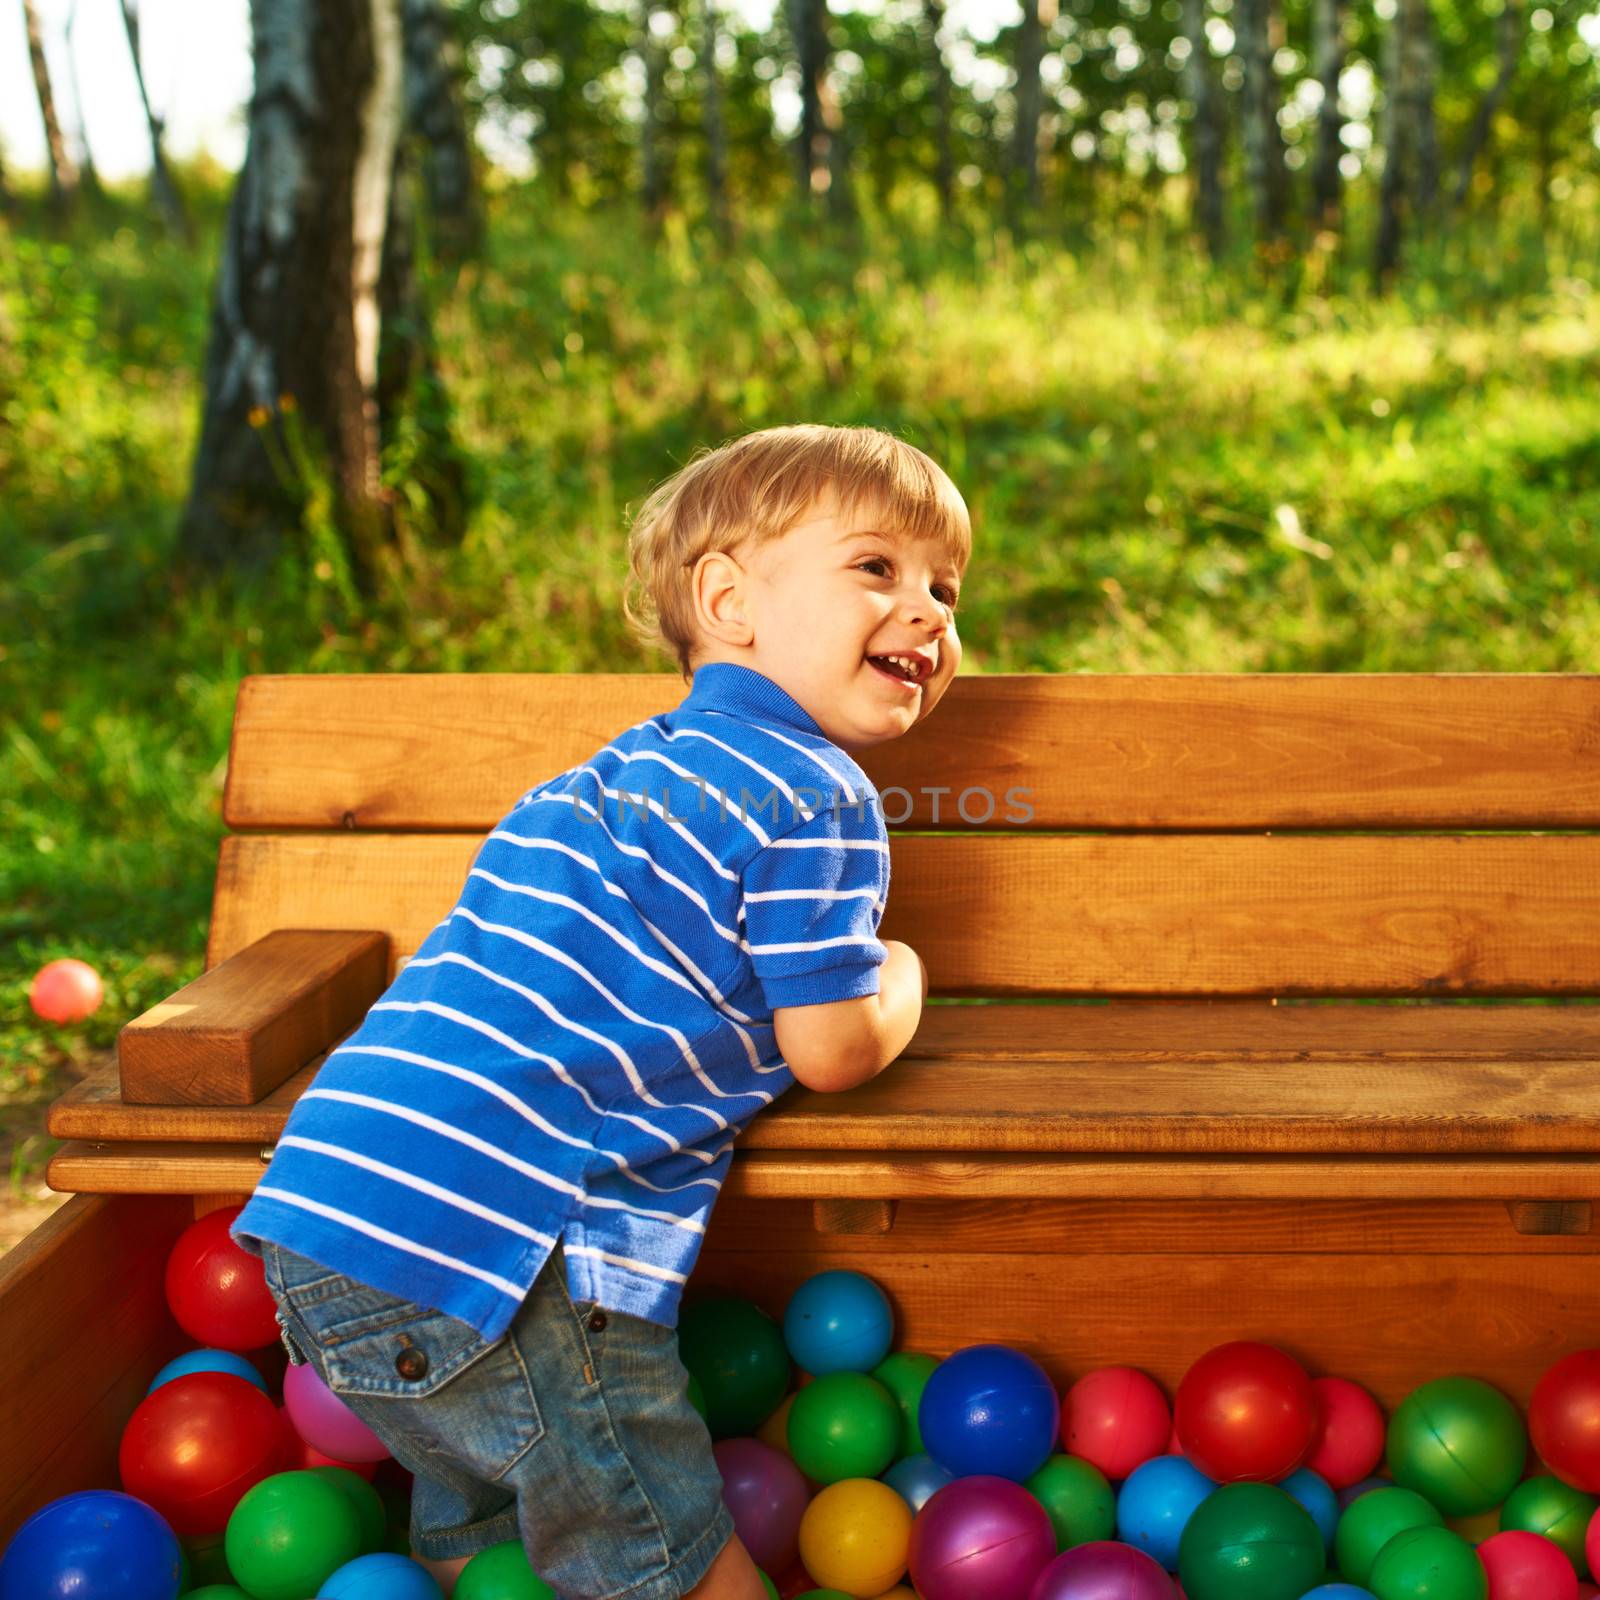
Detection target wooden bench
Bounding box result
[8,670,1600,1543]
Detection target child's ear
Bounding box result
[692,551,754,645]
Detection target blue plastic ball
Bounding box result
[917,1344,1059,1481]
[881,1451,955,1514]
[146,1349,269,1397]
[1336,1475,1390,1510]
[782,1270,894,1374]
[1280,1466,1340,1554]
[1114,1454,1217,1570]
[1299,1587,1377,1599]
[318,1551,444,1598]
[0,1489,183,1600]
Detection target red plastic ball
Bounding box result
[118,1371,284,1536]
[1479,1530,1578,1600]
[29,958,104,1023]
[165,1206,280,1350]
[1534,1352,1600,1494]
[1305,1375,1386,1489]
[1173,1341,1315,1483]
[1062,1366,1172,1481]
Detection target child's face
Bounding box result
[693,495,965,751]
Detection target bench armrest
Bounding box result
[119,929,389,1106]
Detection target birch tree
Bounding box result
[637,0,671,221]
[179,0,439,582]
[119,0,192,239]
[401,0,483,266]
[23,0,79,211]
[924,0,955,220]
[1180,0,1225,256]
[702,0,731,240]
[786,0,853,219]
[1009,0,1053,216]
[1235,0,1291,241]
[1309,0,1344,229]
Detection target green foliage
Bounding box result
[3,175,1600,1097]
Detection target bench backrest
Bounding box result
[216,673,1600,998]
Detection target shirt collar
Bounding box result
[680,662,826,739]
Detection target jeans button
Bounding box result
[587,1309,608,1333]
[395,1344,430,1380]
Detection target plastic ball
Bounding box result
[224,1469,363,1600]
[787,1371,902,1482]
[1301,1589,1378,1599]
[29,958,103,1023]
[319,1551,445,1597]
[1477,1530,1577,1599]
[1307,1378,1387,1490]
[909,1475,1056,1600]
[180,1529,236,1591]
[1449,1506,1504,1547]
[1335,1486,1446,1588]
[882,1452,955,1515]
[1339,1476,1394,1509]
[784,1271,895,1374]
[309,1466,388,1556]
[1115,1454,1217,1571]
[1367,1525,1486,1599]
[182,1587,252,1598]
[873,1351,939,1458]
[1280,1466,1341,1553]
[715,1437,810,1572]
[798,1477,914,1596]
[1063,1368,1172,1482]
[1500,1474,1594,1575]
[919,1345,1060,1481]
[454,1539,557,1599]
[166,1206,280,1351]
[0,1489,183,1600]
[283,1357,390,1463]
[280,1406,379,1479]
[1178,1481,1326,1600]
[1027,1540,1178,1599]
[1533,1353,1600,1495]
[1386,1378,1527,1517]
[677,1297,793,1439]
[118,1370,284,1536]
[147,1348,270,1397]
[758,1393,798,1459]
[1174,1342,1315,1484]
[1024,1453,1116,1551]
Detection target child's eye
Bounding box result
[856,558,960,610]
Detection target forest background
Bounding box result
[3,0,1599,1247]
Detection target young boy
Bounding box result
[232,422,971,1599]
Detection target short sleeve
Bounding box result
[740,803,890,1010]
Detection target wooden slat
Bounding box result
[120,929,388,1105]
[42,1141,1600,1201]
[206,833,1600,996]
[223,673,1600,831]
[0,1195,192,1545]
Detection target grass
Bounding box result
[4,179,1600,1187]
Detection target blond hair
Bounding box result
[623,423,971,681]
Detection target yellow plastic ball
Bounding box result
[1447,1504,1503,1546]
[758,1393,798,1458]
[797,1478,912,1598]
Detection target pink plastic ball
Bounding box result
[1029,1541,1178,1600]
[910,1475,1056,1600]
[283,1358,391,1463]
[1304,1376,1386,1490]
[1063,1368,1172,1482]
[713,1437,809,1573]
[29,958,104,1023]
[1479,1530,1577,1600]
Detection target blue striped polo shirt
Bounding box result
[232,662,890,1341]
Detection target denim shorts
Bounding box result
[260,1239,735,1600]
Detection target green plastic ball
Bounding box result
[181,1588,252,1599]
[759,1572,779,1600]
[1336,1486,1446,1587]
[871,1351,938,1459]
[1500,1473,1597,1576]
[676,1297,792,1438]
[1367,1523,1488,1600]
[180,1530,232,1589]
[224,1469,362,1600]
[455,1538,557,1599]
[1024,1453,1116,1551]
[786,1371,901,1482]
[309,1465,387,1556]
[1178,1481,1326,1600]
[796,1592,855,1599]
[1386,1377,1527,1517]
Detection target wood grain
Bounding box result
[223,673,1600,831]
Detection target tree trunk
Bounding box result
[1181,0,1225,257]
[637,0,670,223]
[1408,0,1439,219]
[923,0,955,221]
[1008,0,1051,218]
[179,0,413,582]
[701,0,731,241]
[1236,0,1290,241]
[63,1,106,203]
[23,0,80,211]
[400,0,484,267]
[1309,0,1343,229]
[1374,0,1409,283]
[1451,0,1522,208]
[119,0,193,240]
[786,0,852,219]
